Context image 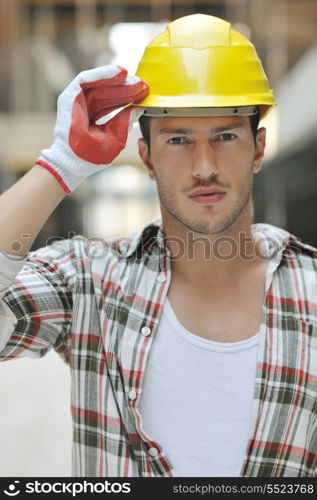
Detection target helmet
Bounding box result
[135,14,276,119]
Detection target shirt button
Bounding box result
[141,326,151,336]
[128,390,137,401]
[149,447,159,457]
[156,274,166,283]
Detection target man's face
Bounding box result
[138,115,266,235]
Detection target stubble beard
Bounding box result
[156,174,254,235]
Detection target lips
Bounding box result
[188,187,226,198]
[188,187,226,205]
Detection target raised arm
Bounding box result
[0,65,148,257]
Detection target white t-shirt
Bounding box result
[138,297,260,477]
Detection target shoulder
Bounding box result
[24,218,163,278]
[28,228,144,264]
[253,222,317,261]
[253,223,317,304]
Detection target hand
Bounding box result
[35,65,148,193]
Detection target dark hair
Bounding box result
[139,108,260,150]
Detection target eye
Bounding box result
[167,137,186,145]
[217,133,237,141]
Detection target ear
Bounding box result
[253,127,266,174]
[138,138,156,180]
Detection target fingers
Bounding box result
[84,79,149,122]
[78,65,127,88]
[84,79,147,107]
[69,105,133,165]
[98,106,133,145]
[78,65,147,91]
[59,65,148,123]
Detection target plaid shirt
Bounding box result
[0,219,316,477]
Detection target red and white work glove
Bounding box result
[35,65,149,194]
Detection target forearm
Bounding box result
[0,165,65,256]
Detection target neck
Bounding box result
[161,209,265,284]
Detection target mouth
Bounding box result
[188,188,226,205]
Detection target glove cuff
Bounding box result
[35,158,72,195]
[35,142,91,194]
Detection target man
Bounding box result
[0,14,316,477]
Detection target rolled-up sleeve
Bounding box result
[0,254,26,354]
[0,240,78,363]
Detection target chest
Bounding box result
[166,272,267,342]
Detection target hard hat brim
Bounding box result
[132,103,276,119]
[136,106,259,117]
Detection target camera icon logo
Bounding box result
[4,481,20,496]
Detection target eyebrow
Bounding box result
[157,123,245,135]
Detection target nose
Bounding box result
[191,140,219,180]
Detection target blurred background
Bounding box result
[0,0,316,477]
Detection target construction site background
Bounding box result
[0,0,316,477]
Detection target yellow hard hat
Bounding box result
[135,14,276,119]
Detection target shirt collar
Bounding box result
[252,222,291,255]
[124,219,302,261]
[123,217,167,259]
